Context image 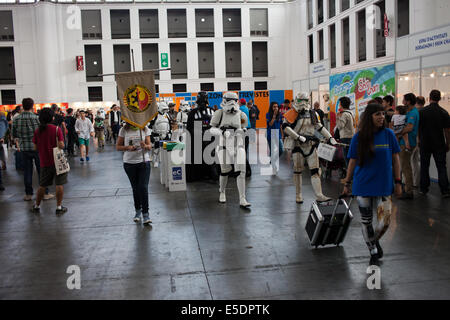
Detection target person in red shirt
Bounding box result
[279,99,291,117]
[31,108,68,214]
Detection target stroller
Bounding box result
[320,143,348,180]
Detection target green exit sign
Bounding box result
[161,53,169,68]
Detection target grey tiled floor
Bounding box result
[0,138,449,300]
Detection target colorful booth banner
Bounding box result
[328,63,395,132]
[0,103,69,114]
[156,90,292,129]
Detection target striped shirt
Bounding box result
[12,111,40,152]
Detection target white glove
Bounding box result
[209,127,222,137]
[329,137,338,146]
[297,135,307,143]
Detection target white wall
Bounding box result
[0,2,288,104]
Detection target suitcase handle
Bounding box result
[322,196,354,245]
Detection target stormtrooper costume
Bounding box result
[282,93,337,203]
[176,101,191,128]
[209,92,251,208]
[148,102,171,167]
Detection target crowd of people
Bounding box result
[0,89,449,264]
[0,102,123,197]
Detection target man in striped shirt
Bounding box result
[12,98,54,201]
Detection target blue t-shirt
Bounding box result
[399,107,419,148]
[240,105,251,128]
[348,128,400,197]
[266,112,282,141]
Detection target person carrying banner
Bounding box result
[115,70,158,225]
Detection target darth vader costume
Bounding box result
[186,92,219,182]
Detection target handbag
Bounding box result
[53,126,70,175]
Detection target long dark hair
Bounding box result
[268,101,280,120]
[38,108,54,133]
[357,103,385,167]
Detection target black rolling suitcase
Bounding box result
[305,197,354,248]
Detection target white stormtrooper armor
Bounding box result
[176,101,190,128]
[283,93,337,203]
[209,92,251,208]
[149,102,171,167]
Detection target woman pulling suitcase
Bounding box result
[342,103,402,265]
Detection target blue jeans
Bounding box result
[124,162,151,214]
[23,151,41,195]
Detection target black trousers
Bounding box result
[420,148,449,194]
[67,131,76,155]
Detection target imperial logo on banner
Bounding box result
[116,71,158,129]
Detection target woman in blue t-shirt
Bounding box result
[342,104,402,265]
[266,102,284,174]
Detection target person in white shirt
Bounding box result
[75,110,94,162]
[116,123,153,225]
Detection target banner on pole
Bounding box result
[116,71,158,129]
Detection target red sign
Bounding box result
[76,56,84,71]
[384,13,389,37]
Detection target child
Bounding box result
[391,105,411,151]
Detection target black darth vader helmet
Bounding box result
[196,91,209,109]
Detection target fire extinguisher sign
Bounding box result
[76,56,84,71]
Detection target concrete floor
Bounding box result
[0,137,450,300]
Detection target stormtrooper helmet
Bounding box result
[158,102,169,114]
[221,92,239,114]
[179,101,191,113]
[293,93,311,112]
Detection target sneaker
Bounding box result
[43,193,55,200]
[0,184,5,191]
[30,206,40,213]
[133,211,141,223]
[23,195,32,201]
[375,241,383,259]
[55,206,68,215]
[80,158,84,162]
[142,215,152,225]
[86,156,90,162]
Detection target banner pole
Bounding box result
[97,68,170,77]
[131,49,135,73]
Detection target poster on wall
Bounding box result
[328,63,396,132]
[156,90,293,129]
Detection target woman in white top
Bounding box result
[116,123,153,225]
